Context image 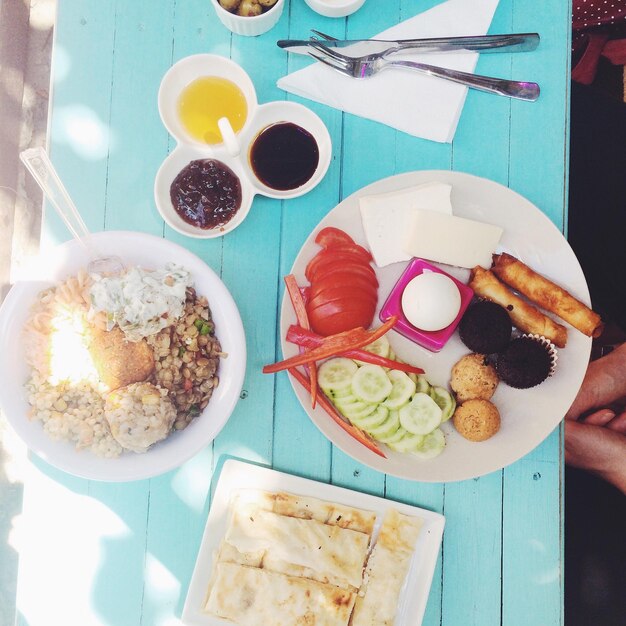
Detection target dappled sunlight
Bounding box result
[28,0,56,31]
[171,447,212,512]
[51,104,114,160]
[14,464,129,626]
[144,554,185,626]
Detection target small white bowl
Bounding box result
[158,54,257,147]
[211,0,285,36]
[304,0,366,18]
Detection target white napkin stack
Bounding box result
[278,0,500,143]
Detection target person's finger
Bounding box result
[582,408,616,426]
[606,411,626,434]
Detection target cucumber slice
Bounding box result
[414,375,431,394]
[412,428,446,459]
[318,358,358,393]
[335,398,378,420]
[351,364,393,404]
[367,410,401,440]
[383,370,417,410]
[355,336,391,366]
[376,425,408,444]
[429,386,456,422]
[328,387,355,401]
[351,405,389,431]
[399,392,443,435]
[388,432,426,453]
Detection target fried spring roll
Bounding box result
[469,266,568,348]
[492,253,604,338]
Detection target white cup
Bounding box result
[211,0,286,36]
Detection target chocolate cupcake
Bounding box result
[496,336,556,389]
[459,300,512,354]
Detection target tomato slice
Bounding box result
[307,288,376,313]
[315,227,356,248]
[312,262,378,286]
[308,306,376,336]
[306,252,376,283]
[323,242,372,262]
[310,274,378,301]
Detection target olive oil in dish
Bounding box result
[177,77,248,144]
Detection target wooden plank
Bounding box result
[45,0,116,247]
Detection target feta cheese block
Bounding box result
[404,209,503,269]
[359,182,453,267]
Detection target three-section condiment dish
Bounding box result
[155,54,331,239]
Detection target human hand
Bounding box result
[564,342,626,494]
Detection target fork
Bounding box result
[308,41,540,101]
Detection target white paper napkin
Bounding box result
[278,0,500,143]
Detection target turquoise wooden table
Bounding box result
[12,0,571,624]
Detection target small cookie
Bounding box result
[453,399,501,442]
[450,353,499,403]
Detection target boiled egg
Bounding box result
[401,271,461,331]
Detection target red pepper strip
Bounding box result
[286,325,425,375]
[288,367,386,459]
[263,316,398,374]
[284,275,318,409]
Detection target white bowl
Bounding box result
[211,0,285,36]
[155,54,332,239]
[0,232,247,482]
[304,0,365,18]
[158,54,258,148]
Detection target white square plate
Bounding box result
[182,458,445,626]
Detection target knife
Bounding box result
[277,32,540,56]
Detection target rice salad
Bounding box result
[22,264,222,458]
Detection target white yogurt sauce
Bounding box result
[90,264,192,341]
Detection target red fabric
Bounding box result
[572,0,626,83]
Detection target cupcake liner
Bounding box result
[521,334,558,377]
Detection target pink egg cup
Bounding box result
[380,258,474,353]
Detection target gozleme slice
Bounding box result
[232,489,377,535]
[226,506,370,589]
[359,182,453,267]
[350,509,424,626]
[204,562,356,626]
[404,209,503,269]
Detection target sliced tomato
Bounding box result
[307,286,376,312]
[322,242,372,262]
[312,261,378,286]
[306,252,376,283]
[315,227,356,248]
[308,306,376,336]
[310,274,378,301]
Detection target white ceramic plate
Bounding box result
[280,171,592,482]
[182,458,444,626]
[0,232,246,482]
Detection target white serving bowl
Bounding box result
[0,232,247,482]
[304,0,366,18]
[211,0,286,36]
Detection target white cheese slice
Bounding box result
[404,209,503,269]
[359,182,453,267]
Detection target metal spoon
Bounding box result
[20,147,125,275]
